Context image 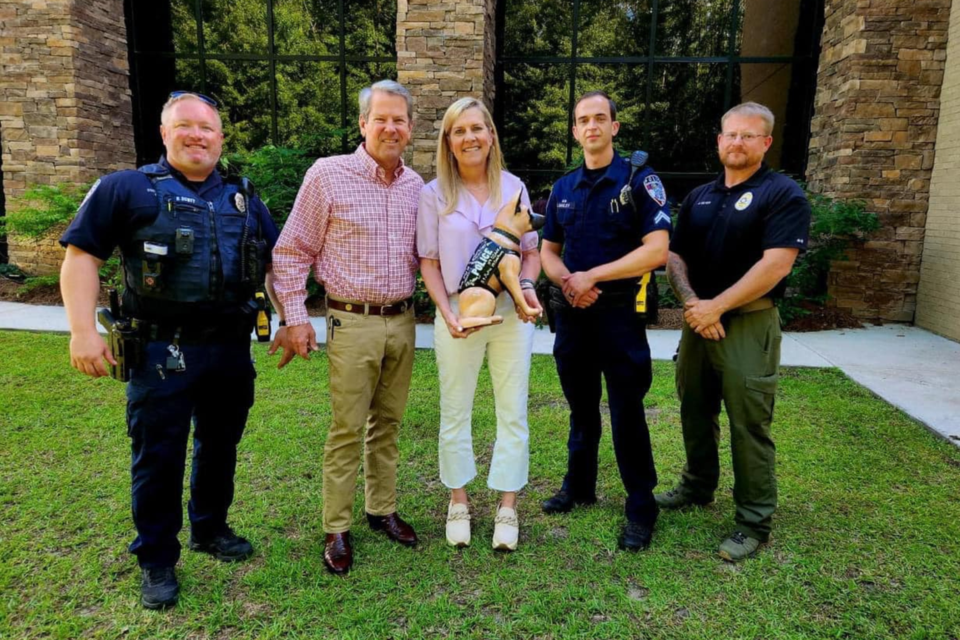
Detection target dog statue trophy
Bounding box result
[456,189,545,328]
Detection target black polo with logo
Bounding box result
[670,163,811,300]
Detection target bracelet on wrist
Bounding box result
[519,278,536,290]
[278,320,287,327]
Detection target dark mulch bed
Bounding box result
[2,279,866,333]
[0,277,110,307]
[781,299,867,332]
[652,302,865,332]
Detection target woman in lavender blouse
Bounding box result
[417,97,542,551]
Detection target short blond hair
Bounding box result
[160,93,222,130]
[721,102,774,136]
[435,98,505,216]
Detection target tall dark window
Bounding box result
[495,0,824,199]
[124,0,398,164]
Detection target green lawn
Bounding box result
[1,331,958,639]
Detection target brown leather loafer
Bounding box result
[367,512,418,546]
[323,532,352,575]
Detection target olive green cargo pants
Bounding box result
[674,307,781,541]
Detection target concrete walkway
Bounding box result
[2,300,958,446]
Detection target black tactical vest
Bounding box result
[120,164,265,322]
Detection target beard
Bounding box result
[719,147,761,170]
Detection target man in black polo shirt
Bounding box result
[655,102,810,562]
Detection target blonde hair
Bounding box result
[160,93,222,130]
[721,102,774,136]
[435,98,505,216]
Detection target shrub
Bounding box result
[1,184,89,238]
[17,274,60,296]
[221,146,317,229]
[777,190,879,322]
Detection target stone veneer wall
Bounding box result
[0,0,135,274]
[917,1,960,342]
[806,0,950,322]
[396,0,496,181]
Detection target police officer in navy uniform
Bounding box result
[59,92,280,609]
[656,102,811,562]
[540,91,671,551]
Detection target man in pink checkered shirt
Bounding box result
[268,80,424,576]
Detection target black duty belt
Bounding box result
[140,321,252,344]
[327,297,413,316]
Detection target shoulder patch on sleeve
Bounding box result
[78,179,101,212]
[654,210,671,226]
[643,175,666,207]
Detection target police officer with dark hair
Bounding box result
[540,91,672,551]
[59,92,280,609]
[656,102,811,562]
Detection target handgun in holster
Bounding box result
[97,289,141,382]
[544,283,572,334]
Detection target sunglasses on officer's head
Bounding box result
[168,91,218,108]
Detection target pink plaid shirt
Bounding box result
[272,145,424,326]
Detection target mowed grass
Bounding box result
[1,330,958,640]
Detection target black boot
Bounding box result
[541,490,597,514]
[617,522,653,552]
[188,526,254,562]
[140,567,179,610]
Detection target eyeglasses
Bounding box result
[168,91,218,108]
[720,132,767,142]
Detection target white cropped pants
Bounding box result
[433,293,535,492]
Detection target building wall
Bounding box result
[918,1,960,341]
[806,0,951,322]
[0,0,135,274]
[396,0,496,181]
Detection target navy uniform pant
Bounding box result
[553,304,659,527]
[126,339,255,569]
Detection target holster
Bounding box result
[634,272,659,325]
[97,308,142,382]
[543,283,570,333]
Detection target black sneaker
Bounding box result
[541,490,597,514]
[140,567,179,610]
[618,522,653,552]
[188,526,254,562]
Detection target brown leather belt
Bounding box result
[731,297,774,315]
[327,297,413,316]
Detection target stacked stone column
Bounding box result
[0,0,134,273]
[396,0,496,181]
[807,0,951,322]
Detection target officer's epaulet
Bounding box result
[138,163,170,178]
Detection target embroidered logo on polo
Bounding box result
[557,199,574,209]
[643,175,666,206]
[734,192,754,211]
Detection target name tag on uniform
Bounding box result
[144,242,169,256]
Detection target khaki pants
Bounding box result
[322,305,415,533]
[675,307,781,541]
